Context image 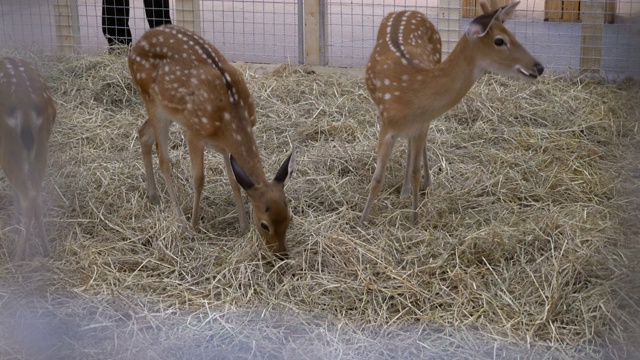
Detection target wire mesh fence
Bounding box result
[0,0,638,78]
[324,0,639,78]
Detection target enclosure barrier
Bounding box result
[0,0,637,78]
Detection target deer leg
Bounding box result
[9,163,49,261]
[423,143,431,191]
[12,194,27,262]
[186,135,205,231]
[12,192,21,228]
[32,142,50,257]
[361,131,397,224]
[151,114,186,224]
[419,128,431,191]
[13,231,27,262]
[408,132,428,224]
[33,194,50,257]
[224,153,248,233]
[402,130,431,198]
[138,119,160,205]
[401,136,418,197]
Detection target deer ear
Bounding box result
[479,0,491,14]
[273,149,296,185]
[466,6,501,38]
[499,1,520,22]
[466,22,487,39]
[230,154,255,191]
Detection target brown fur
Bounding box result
[361,1,543,223]
[0,57,56,261]
[128,25,295,258]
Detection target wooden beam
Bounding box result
[563,0,581,21]
[580,0,605,74]
[438,0,462,57]
[53,0,80,53]
[304,0,325,65]
[545,0,563,21]
[175,0,201,34]
[463,0,510,18]
[604,0,616,24]
[462,0,475,18]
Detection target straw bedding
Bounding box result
[0,51,639,359]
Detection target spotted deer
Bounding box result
[361,0,543,223]
[0,58,56,261]
[128,25,296,258]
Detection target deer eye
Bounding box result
[260,222,270,231]
[494,37,506,47]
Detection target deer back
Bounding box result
[128,25,264,180]
[129,25,296,258]
[365,11,444,128]
[365,3,542,131]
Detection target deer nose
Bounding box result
[534,63,544,76]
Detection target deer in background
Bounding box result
[0,58,56,261]
[128,25,296,259]
[361,0,543,224]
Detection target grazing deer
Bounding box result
[0,58,56,261]
[361,0,543,223]
[128,25,296,259]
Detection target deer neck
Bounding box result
[412,35,483,117]
[225,125,267,186]
[443,35,487,82]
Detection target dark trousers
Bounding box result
[102,0,172,47]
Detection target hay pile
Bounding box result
[0,50,639,359]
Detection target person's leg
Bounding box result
[143,0,172,28]
[102,0,132,48]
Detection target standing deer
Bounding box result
[128,25,296,259]
[0,58,56,261]
[361,0,543,223]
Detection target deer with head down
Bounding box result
[361,0,543,224]
[128,25,296,259]
[0,58,56,261]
